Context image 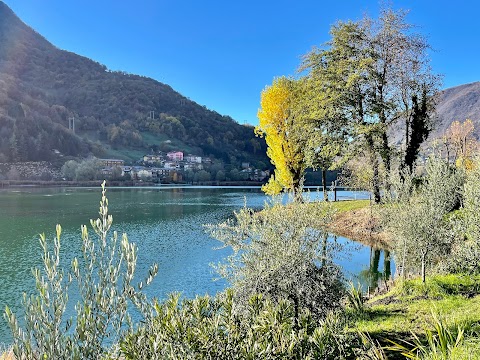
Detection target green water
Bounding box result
[0,186,387,344]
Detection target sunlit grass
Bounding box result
[329,199,370,213]
[354,274,480,338]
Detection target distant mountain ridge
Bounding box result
[389,81,480,148]
[0,1,267,166]
[433,81,480,138]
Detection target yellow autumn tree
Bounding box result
[445,119,478,171]
[256,77,306,198]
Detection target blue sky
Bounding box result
[3,0,480,125]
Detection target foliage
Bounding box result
[388,312,467,360]
[296,74,348,200]
[384,156,463,281]
[339,156,387,196]
[346,282,365,315]
[4,182,157,359]
[301,8,440,202]
[61,158,103,181]
[443,157,480,274]
[256,77,306,197]
[444,119,478,169]
[207,201,344,320]
[404,89,432,173]
[117,291,364,360]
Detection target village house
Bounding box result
[182,163,196,171]
[143,154,163,164]
[121,166,132,177]
[184,154,202,163]
[164,161,180,170]
[99,158,125,167]
[166,151,183,161]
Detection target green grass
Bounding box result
[393,274,480,298]
[349,275,480,359]
[140,132,169,145]
[356,295,480,335]
[330,199,370,213]
[353,274,480,359]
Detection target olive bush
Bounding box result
[207,201,344,321]
[384,157,463,281]
[117,290,363,360]
[5,182,158,359]
[442,157,480,274]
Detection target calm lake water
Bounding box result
[0,186,390,343]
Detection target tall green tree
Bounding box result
[403,89,431,173]
[297,76,349,201]
[301,8,439,202]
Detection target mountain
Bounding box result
[0,2,268,167]
[433,81,480,138]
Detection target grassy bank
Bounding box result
[325,199,391,248]
[353,274,480,359]
[330,199,370,213]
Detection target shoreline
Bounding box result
[328,201,391,249]
[0,180,266,188]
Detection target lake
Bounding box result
[0,185,391,343]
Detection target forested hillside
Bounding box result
[434,81,480,138]
[0,2,267,166]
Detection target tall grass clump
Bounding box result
[388,312,468,359]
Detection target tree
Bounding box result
[445,157,480,273]
[195,170,211,183]
[445,119,478,169]
[403,89,431,172]
[6,166,21,180]
[75,158,101,181]
[61,160,79,180]
[256,77,306,199]
[296,77,348,200]
[384,157,462,282]
[301,7,439,202]
[215,170,226,182]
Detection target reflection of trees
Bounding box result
[360,248,392,293]
[384,250,391,282]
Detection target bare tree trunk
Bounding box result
[292,168,304,203]
[366,134,381,203]
[322,169,328,201]
[288,293,300,331]
[321,233,328,268]
[421,252,426,283]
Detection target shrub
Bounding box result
[4,182,158,359]
[383,156,463,282]
[207,201,345,321]
[118,290,362,360]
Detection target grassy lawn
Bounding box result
[330,199,370,213]
[353,274,480,359]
